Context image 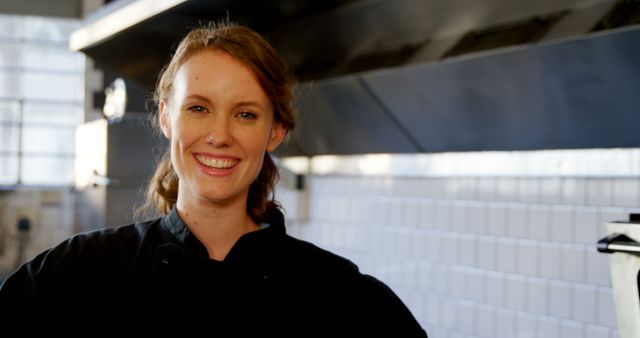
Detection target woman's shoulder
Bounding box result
[277,235,428,336]
[62,217,162,252]
[36,216,165,270]
[279,234,360,274]
[278,235,390,288]
[0,217,167,306]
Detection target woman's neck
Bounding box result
[176,194,259,261]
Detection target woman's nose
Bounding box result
[205,118,233,148]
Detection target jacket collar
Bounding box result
[159,206,287,263]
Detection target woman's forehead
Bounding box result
[173,50,269,104]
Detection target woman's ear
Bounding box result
[266,122,286,152]
[159,100,171,139]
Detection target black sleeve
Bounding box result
[0,232,98,309]
[355,274,429,337]
[0,248,59,307]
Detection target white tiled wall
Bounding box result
[280,175,639,338]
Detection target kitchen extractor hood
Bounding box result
[70,0,640,157]
[282,25,640,156]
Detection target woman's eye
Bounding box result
[187,105,206,113]
[237,111,257,119]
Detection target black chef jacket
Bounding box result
[0,207,427,337]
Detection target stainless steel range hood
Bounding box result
[71,0,640,157]
[283,25,640,156]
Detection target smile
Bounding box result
[195,155,239,169]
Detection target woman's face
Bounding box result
[160,49,285,209]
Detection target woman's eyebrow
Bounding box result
[185,94,213,104]
[235,101,264,109]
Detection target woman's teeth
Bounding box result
[196,155,238,169]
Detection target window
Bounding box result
[0,14,84,186]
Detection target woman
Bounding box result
[0,22,427,336]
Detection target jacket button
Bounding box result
[162,258,170,265]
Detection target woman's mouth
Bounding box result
[195,155,239,169]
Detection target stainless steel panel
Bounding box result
[363,26,640,152]
[74,116,166,230]
[284,78,420,155]
[282,148,640,177]
[106,116,166,184]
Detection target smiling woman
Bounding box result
[157,49,287,260]
[0,21,427,336]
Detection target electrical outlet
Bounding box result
[8,207,38,238]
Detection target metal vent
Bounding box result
[342,43,425,75]
[592,0,640,31]
[442,11,567,58]
[293,42,426,81]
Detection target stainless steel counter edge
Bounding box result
[278,148,640,178]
